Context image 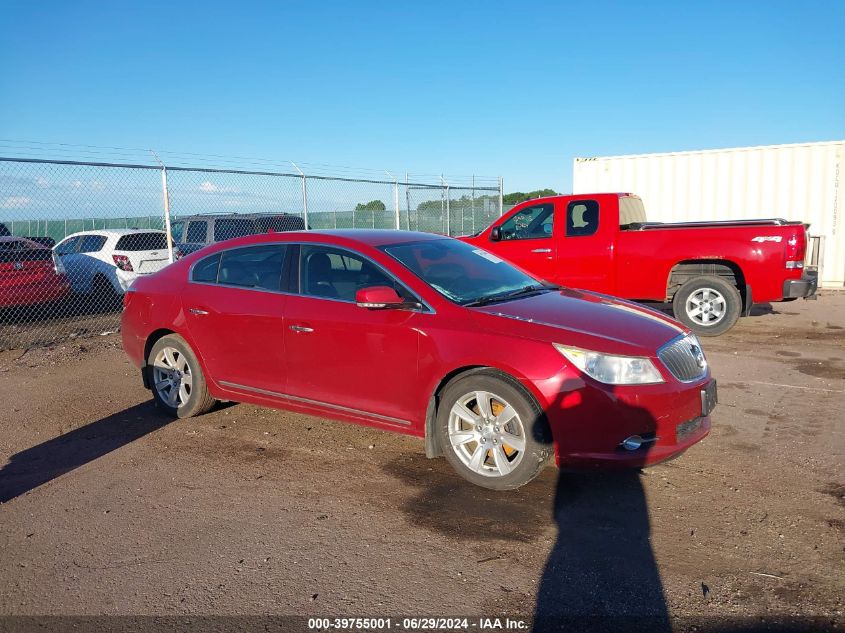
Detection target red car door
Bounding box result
[480,201,559,281]
[554,197,614,292]
[282,244,422,426]
[181,244,289,393]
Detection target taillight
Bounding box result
[785,228,806,270]
[113,254,134,271]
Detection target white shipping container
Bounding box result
[573,141,845,288]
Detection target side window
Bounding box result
[217,245,286,291]
[78,235,107,253]
[214,218,254,242]
[192,253,221,283]
[566,200,599,237]
[300,245,408,302]
[186,221,207,243]
[55,236,81,255]
[170,221,185,243]
[498,203,554,240]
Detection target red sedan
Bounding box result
[122,230,715,489]
[0,237,70,309]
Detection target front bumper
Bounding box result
[783,270,818,299]
[538,374,714,469]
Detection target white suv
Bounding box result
[53,229,172,295]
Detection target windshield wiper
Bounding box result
[463,284,554,307]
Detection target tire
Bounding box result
[436,371,552,490]
[147,334,216,418]
[92,274,120,311]
[672,275,741,336]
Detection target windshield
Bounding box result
[382,238,550,306]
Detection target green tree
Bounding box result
[355,200,386,211]
[502,189,558,205]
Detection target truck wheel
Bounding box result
[672,276,741,336]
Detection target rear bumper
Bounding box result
[783,270,818,299]
[0,277,70,308]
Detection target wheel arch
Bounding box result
[666,258,750,313]
[423,365,549,459]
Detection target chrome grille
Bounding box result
[658,334,708,382]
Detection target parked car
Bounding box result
[170,213,307,256]
[460,193,817,335]
[0,221,56,248]
[53,229,172,296]
[0,236,70,309]
[122,230,716,489]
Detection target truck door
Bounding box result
[482,201,558,281]
[555,198,613,292]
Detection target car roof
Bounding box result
[62,228,165,239]
[0,236,45,247]
[191,229,448,253]
[173,213,300,221]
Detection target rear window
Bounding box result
[0,241,51,263]
[214,218,255,242]
[115,232,168,251]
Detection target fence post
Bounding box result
[386,171,400,230]
[149,150,175,263]
[498,176,504,217]
[291,162,309,230]
[471,175,476,234]
[405,173,411,230]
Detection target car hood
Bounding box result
[470,287,687,356]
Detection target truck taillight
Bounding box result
[785,229,806,269]
[113,254,134,271]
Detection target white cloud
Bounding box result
[1,196,32,209]
[199,180,239,194]
[34,177,49,188]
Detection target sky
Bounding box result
[1,0,844,193]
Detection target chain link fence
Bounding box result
[0,156,502,351]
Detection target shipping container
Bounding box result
[573,141,844,288]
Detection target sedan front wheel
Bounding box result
[437,371,551,490]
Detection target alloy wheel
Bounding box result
[448,390,526,478]
[152,346,193,408]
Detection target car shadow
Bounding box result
[532,388,669,632]
[0,401,170,503]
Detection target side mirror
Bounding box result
[355,285,405,309]
[490,226,502,242]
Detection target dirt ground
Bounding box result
[0,293,843,630]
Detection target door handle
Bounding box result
[189,308,209,315]
[531,248,552,253]
[289,325,314,333]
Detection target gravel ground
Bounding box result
[0,293,842,631]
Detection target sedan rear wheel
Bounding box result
[148,334,216,418]
[437,372,551,490]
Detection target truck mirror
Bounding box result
[490,227,502,242]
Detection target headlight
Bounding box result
[553,344,664,385]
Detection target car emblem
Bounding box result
[13,261,24,270]
[690,344,706,369]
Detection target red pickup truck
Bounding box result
[460,193,817,335]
